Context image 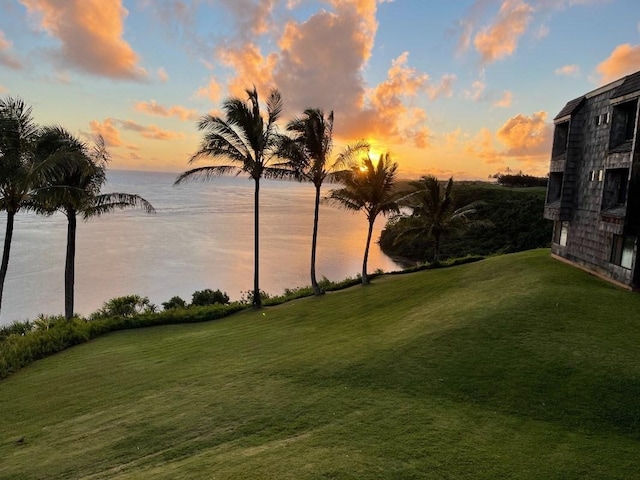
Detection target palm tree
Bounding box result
[35,127,155,320]
[281,109,368,295]
[0,97,73,316]
[175,86,294,308]
[327,153,400,284]
[395,175,482,264]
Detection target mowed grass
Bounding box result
[2,249,640,479]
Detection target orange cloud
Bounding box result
[0,85,7,93]
[20,0,146,79]
[465,111,552,168]
[117,119,185,141]
[596,44,640,84]
[473,0,534,64]
[218,43,278,98]
[88,118,133,149]
[196,77,224,102]
[555,64,580,76]
[134,100,199,121]
[494,90,513,108]
[0,29,23,69]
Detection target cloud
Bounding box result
[117,119,185,140]
[0,29,23,69]
[493,90,513,107]
[465,111,552,167]
[20,0,147,80]
[272,0,377,115]
[218,43,278,98]
[497,111,551,157]
[0,85,7,93]
[218,0,277,38]
[157,67,169,82]
[88,118,130,148]
[473,0,534,64]
[464,80,511,106]
[426,74,457,100]
[555,64,580,76]
[134,100,199,121]
[596,44,640,84]
[195,76,225,102]
[465,80,486,102]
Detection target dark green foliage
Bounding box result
[191,289,230,306]
[494,172,548,188]
[161,296,188,310]
[89,295,157,319]
[381,182,552,262]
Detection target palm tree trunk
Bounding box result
[433,232,441,265]
[362,217,375,284]
[0,210,16,316]
[310,184,323,295]
[65,208,77,320]
[253,177,261,308]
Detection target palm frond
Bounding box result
[174,165,242,185]
[83,193,155,219]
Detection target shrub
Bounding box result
[191,289,230,307]
[162,296,188,310]
[90,295,157,320]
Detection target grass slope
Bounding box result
[1,249,640,479]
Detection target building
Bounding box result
[544,70,640,289]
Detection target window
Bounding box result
[552,121,569,157]
[597,112,610,126]
[601,168,629,210]
[547,172,563,203]
[553,221,569,246]
[589,170,596,181]
[598,169,604,182]
[609,99,638,149]
[611,235,635,269]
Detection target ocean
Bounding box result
[0,170,405,325]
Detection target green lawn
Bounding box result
[1,249,640,479]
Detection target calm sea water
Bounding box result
[0,170,404,325]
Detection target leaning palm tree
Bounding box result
[0,97,74,316]
[395,175,482,263]
[281,109,368,295]
[34,127,155,319]
[327,153,400,284]
[175,86,294,308]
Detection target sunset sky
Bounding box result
[1,0,639,179]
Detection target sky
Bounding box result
[0,0,639,180]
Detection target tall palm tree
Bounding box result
[395,175,481,263]
[0,97,73,316]
[281,109,368,295]
[35,127,155,319]
[327,153,400,284]
[175,87,294,308]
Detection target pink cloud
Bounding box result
[555,64,580,76]
[117,119,185,140]
[0,29,23,69]
[20,0,147,80]
[157,67,169,83]
[473,0,534,65]
[596,44,640,84]
[134,100,199,121]
[494,90,513,108]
